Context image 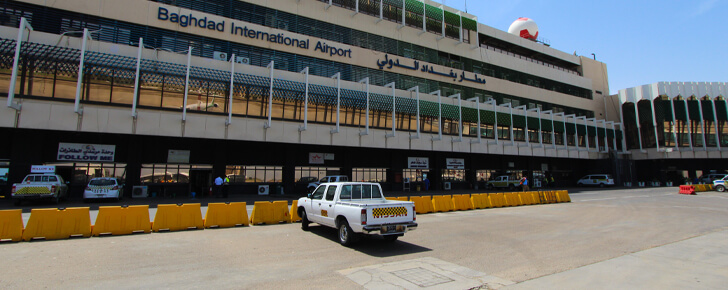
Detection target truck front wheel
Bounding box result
[338,220,355,247]
[300,209,310,231]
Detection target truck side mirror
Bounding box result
[307,193,312,199]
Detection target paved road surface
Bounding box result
[1,187,727,289]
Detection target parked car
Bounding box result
[713,176,728,192]
[84,177,124,202]
[307,175,349,193]
[576,174,615,187]
[698,173,727,184]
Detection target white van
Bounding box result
[577,174,615,187]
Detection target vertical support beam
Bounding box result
[431,90,442,141]
[299,67,310,131]
[330,72,341,134]
[7,17,33,110]
[683,98,694,150]
[649,98,661,151]
[438,5,445,40]
[697,97,707,150]
[586,117,594,151]
[457,13,463,43]
[557,113,566,149]
[354,0,359,15]
[528,107,543,147]
[449,94,462,142]
[326,0,332,10]
[509,104,514,144]
[421,1,426,33]
[131,37,143,119]
[385,82,396,137]
[669,98,679,148]
[377,0,384,23]
[515,105,527,146]
[408,86,421,139]
[632,102,644,151]
[226,53,235,126]
[600,120,608,152]
[74,28,91,115]
[399,0,405,29]
[467,97,480,144]
[565,114,576,150]
[471,17,480,50]
[619,123,628,153]
[486,99,497,145]
[181,46,193,122]
[359,77,370,136]
[263,60,274,129]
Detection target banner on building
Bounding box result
[408,157,429,169]
[309,153,324,164]
[57,143,115,162]
[446,158,465,170]
[168,150,190,163]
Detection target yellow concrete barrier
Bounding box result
[452,194,473,211]
[152,203,204,232]
[204,202,249,228]
[92,205,151,236]
[250,201,290,225]
[290,200,302,222]
[518,192,534,205]
[410,196,434,214]
[22,207,91,241]
[489,193,505,208]
[471,194,489,209]
[503,192,521,207]
[531,192,542,204]
[0,209,24,242]
[555,190,571,203]
[387,197,409,201]
[432,195,453,212]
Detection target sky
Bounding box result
[432,0,728,94]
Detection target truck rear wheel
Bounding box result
[338,220,355,247]
[300,209,310,231]
[717,185,725,192]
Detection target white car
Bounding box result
[576,174,615,187]
[84,177,124,202]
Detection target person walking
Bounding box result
[550,176,555,188]
[214,175,223,197]
[520,176,530,192]
[424,177,430,191]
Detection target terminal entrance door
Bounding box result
[190,169,212,198]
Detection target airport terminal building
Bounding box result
[0,0,621,198]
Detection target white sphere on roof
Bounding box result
[508,17,539,40]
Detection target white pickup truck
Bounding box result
[486,175,522,190]
[297,182,417,246]
[11,174,69,205]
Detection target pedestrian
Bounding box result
[520,176,530,192]
[223,175,230,198]
[550,176,555,188]
[424,177,430,191]
[214,175,223,197]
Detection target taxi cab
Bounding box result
[84,177,123,202]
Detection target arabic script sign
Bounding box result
[446,158,465,170]
[57,143,115,162]
[408,157,429,169]
[376,54,486,85]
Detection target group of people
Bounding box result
[213,175,230,198]
[520,175,556,191]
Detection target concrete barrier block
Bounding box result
[92,205,151,236]
[0,209,24,242]
[410,196,434,214]
[290,200,302,222]
[555,191,572,203]
[432,195,453,212]
[204,202,249,228]
[152,203,204,232]
[22,207,91,241]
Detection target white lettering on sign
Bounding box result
[57,143,115,162]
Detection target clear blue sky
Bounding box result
[433,0,728,94]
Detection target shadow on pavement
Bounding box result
[306,225,431,257]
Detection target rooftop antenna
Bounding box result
[464,0,467,13]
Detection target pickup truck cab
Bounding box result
[486,175,521,191]
[11,174,69,205]
[297,182,417,246]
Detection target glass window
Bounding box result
[325,185,337,201]
[311,185,326,200]
[353,168,388,182]
[340,185,352,200]
[226,165,282,183]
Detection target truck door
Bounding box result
[309,185,327,223]
[317,185,338,227]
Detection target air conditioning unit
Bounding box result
[258,185,270,195]
[213,51,228,61]
[443,182,452,190]
[132,186,148,198]
[235,56,250,65]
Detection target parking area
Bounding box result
[1,187,727,289]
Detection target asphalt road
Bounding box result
[1,187,727,289]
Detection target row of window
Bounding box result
[151,0,592,99]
